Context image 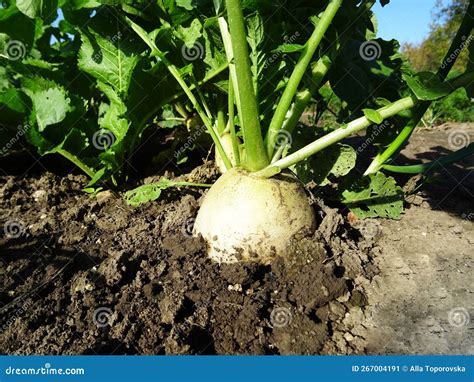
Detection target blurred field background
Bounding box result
[389,0,472,125]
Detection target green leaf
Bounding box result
[246,12,265,98]
[341,172,404,219]
[294,144,356,186]
[22,77,71,131]
[176,18,202,48]
[46,127,88,155]
[0,88,29,115]
[403,72,452,101]
[97,81,129,143]
[87,167,106,186]
[0,12,36,54]
[176,0,194,11]
[72,0,101,9]
[78,19,141,97]
[124,179,176,207]
[16,0,42,18]
[16,0,58,21]
[363,108,383,124]
[275,44,305,53]
[124,179,210,207]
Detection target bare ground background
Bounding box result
[0,123,472,354]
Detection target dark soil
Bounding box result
[2,123,471,355]
[0,162,377,355]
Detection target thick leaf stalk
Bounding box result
[265,0,343,157]
[257,96,418,178]
[382,143,474,174]
[226,0,269,171]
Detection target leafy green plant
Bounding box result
[425,87,474,124]
[124,179,210,207]
[0,0,225,185]
[1,0,473,264]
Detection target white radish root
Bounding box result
[193,168,316,264]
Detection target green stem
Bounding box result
[382,143,474,174]
[228,79,241,165]
[217,97,227,135]
[167,64,232,170]
[256,96,417,178]
[364,1,474,175]
[282,0,377,134]
[137,63,228,130]
[226,0,268,171]
[365,70,474,175]
[126,16,232,171]
[56,148,96,179]
[282,55,332,133]
[196,86,213,120]
[174,181,212,188]
[271,143,286,164]
[174,102,189,119]
[265,0,343,157]
[218,17,241,115]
